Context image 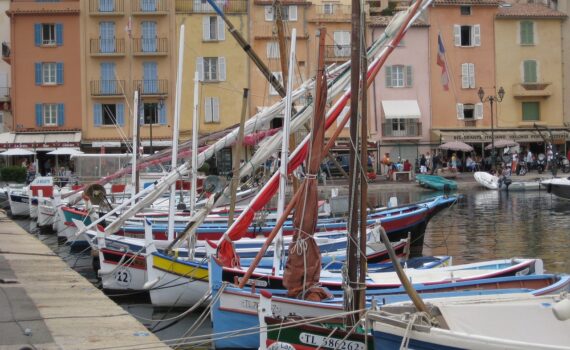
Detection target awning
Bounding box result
[0,132,81,150]
[435,128,570,144]
[382,100,421,119]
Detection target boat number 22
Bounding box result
[114,270,131,285]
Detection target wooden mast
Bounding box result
[345,0,362,327]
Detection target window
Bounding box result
[269,72,283,95]
[203,16,225,41]
[196,57,226,82]
[520,21,534,45]
[456,102,483,120]
[324,3,335,14]
[454,24,480,47]
[42,24,56,45]
[522,102,540,121]
[264,5,297,21]
[385,65,413,88]
[99,22,116,53]
[35,62,63,85]
[42,63,57,84]
[43,104,58,126]
[143,62,158,93]
[391,119,406,136]
[143,103,159,124]
[460,6,471,15]
[267,42,280,59]
[461,63,475,89]
[333,31,350,57]
[523,60,538,83]
[35,103,64,127]
[94,103,124,126]
[141,21,157,52]
[34,23,62,46]
[204,97,220,123]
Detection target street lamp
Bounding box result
[478,86,505,172]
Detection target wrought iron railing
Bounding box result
[133,80,169,95]
[91,80,126,96]
[90,38,126,55]
[89,0,125,14]
[325,45,350,60]
[382,121,422,137]
[175,0,247,14]
[132,0,169,13]
[132,37,168,54]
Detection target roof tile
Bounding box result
[497,3,567,18]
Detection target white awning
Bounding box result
[0,132,81,150]
[382,100,421,119]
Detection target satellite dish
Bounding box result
[84,184,108,206]
[204,175,226,193]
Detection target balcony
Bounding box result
[90,38,126,56]
[312,4,351,21]
[382,121,422,138]
[0,87,10,102]
[512,83,552,98]
[133,0,169,15]
[2,42,10,64]
[132,38,168,56]
[325,45,350,62]
[89,0,124,16]
[133,80,168,96]
[91,80,126,97]
[176,0,247,13]
[464,120,478,128]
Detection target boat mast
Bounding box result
[345,0,363,326]
[190,69,199,215]
[167,24,184,241]
[131,90,140,200]
[275,28,297,275]
[228,88,249,225]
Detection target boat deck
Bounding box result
[0,212,170,350]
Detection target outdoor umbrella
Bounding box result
[485,139,519,150]
[439,141,474,152]
[47,148,83,175]
[0,149,36,156]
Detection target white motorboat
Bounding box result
[541,177,570,199]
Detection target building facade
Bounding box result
[4,0,82,161]
[80,0,176,152]
[0,0,11,134]
[495,3,566,153]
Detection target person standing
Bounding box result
[419,154,427,174]
[425,151,432,173]
[511,151,518,174]
[431,152,440,175]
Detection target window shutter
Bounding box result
[453,25,461,46]
[202,17,210,40]
[56,23,63,46]
[461,63,469,89]
[474,102,483,120]
[56,63,64,84]
[36,104,43,126]
[205,97,213,123]
[57,103,64,126]
[519,21,526,44]
[196,57,204,81]
[264,6,274,21]
[289,6,298,21]
[528,22,534,44]
[524,60,537,83]
[218,16,225,40]
[473,25,481,46]
[405,66,413,87]
[218,57,226,81]
[35,63,42,85]
[213,97,220,122]
[456,103,464,120]
[468,63,475,88]
[159,104,167,125]
[94,104,102,126]
[385,66,392,87]
[34,24,42,46]
[117,103,125,126]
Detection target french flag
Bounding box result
[437,34,449,91]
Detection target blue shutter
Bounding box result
[143,62,158,93]
[100,22,115,53]
[159,104,166,125]
[34,24,42,46]
[57,104,64,126]
[35,63,42,85]
[142,21,157,52]
[36,104,43,126]
[100,62,115,94]
[117,103,125,126]
[94,103,102,126]
[55,23,63,46]
[56,63,64,84]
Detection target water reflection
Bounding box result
[385,189,570,274]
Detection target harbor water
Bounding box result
[17,188,570,347]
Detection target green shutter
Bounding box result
[523,60,537,83]
[522,102,539,121]
[520,21,534,45]
[385,66,392,87]
[406,66,413,87]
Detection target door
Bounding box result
[100,62,116,94]
[143,62,158,94]
[142,21,157,52]
[99,22,115,53]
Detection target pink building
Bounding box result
[369,18,432,163]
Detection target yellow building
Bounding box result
[495,3,567,150]
[175,0,249,138]
[81,0,177,152]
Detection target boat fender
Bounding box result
[546,183,552,194]
[553,297,570,321]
